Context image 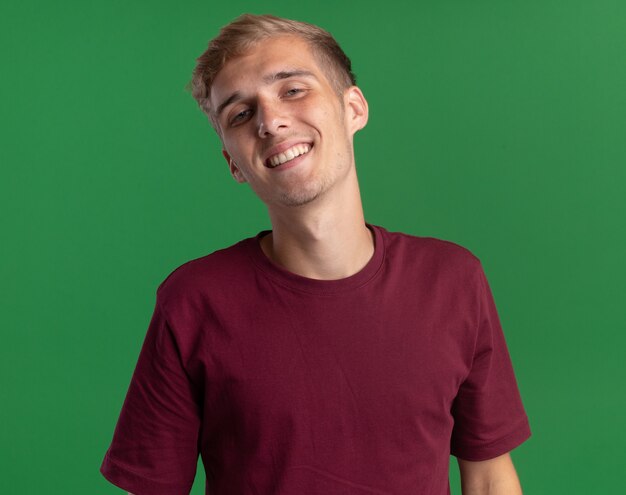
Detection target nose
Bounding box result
[256,99,289,138]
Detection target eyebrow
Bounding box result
[215,69,318,118]
[262,69,316,84]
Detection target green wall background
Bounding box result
[1,0,624,493]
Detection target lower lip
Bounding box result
[268,149,311,172]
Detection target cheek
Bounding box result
[223,134,253,160]
[303,104,343,137]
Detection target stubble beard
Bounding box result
[274,148,351,208]
[275,177,327,207]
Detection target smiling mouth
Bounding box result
[266,143,312,168]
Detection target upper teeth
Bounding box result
[268,144,311,167]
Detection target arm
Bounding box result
[457,452,523,495]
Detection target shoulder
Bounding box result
[154,236,254,308]
[378,226,482,274]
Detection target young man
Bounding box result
[101,14,531,495]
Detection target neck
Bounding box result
[260,170,374,280]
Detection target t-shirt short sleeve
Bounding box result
[450,263,531,461]
[100,297,201,495]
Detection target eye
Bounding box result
[229,109,252,126]
[284,87,306,97]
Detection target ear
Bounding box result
[222,149,247,183]
[344,86,369,135]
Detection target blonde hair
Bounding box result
[188,14,357,128]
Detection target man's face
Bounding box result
[210,35,368,208]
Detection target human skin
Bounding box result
[458,452,524,494]
[211,35,364,209]
[210,34,373,281]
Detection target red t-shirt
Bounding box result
[101,225,531,494]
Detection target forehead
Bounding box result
[210,35,326,105]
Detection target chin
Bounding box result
[275,184,325,207]
[272,174,335,207]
